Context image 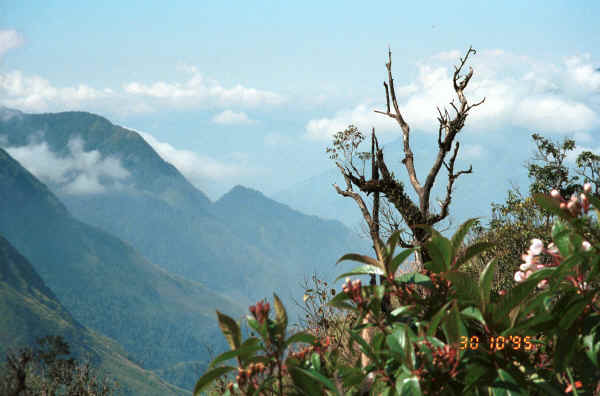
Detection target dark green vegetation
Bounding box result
[464,133,600,293]
[0,234,187,395]
[0,146,244,391]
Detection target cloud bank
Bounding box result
[131,128,254,192]
[0,30,24,60]
[4,136,130,194]
[0,62,283,115]
[124,64,284,109]
[305,49,600,140]
[212,109,256,125]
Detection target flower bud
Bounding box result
[520,263,532,272]
[567,200,577,214]
[530,239,544,255]
[550,189,561,200]
[514,271,525,282]
[582,240,592,251]
[584,183,592,194]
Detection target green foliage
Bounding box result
[0,335,119,396]
[198,194,600,394]
[463,133,600,294]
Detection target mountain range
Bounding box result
[0,233,187,395]
[0,106,371,392]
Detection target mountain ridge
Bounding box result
[0,233,189,395]
[0,146,244,391]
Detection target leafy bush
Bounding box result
[0,335,119,395]
[195,185,600,395]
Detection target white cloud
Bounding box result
[124,65,285,109]
[0,64,284,115]
[305,49,600,140]
[129,128,252,190]
[4,136,130,194]
[0,30,24,60]
[565,54,600,93]
[514,96,598,132]
[212,109,256,125]
[0,70,109,112]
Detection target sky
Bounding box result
[1,1,599,203]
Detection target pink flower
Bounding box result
[584,183,592,194]
[582,240,592,251]
[514,271,526,282]
[537,280,549,289]
[530,239,544,255]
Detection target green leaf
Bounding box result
[209,342,262,368]
[441,303,467,349]
[424,235,452,273]
[445,271,481,305]
[310,352,321,371]
[288,366,322,395]
[396,376,422,396]
[479,258,496,312]
[391,306,416,318]
[292,367,340,395]
[554,325,579,371]
[427,300,452,338]
[337,366,365,388]
[386,230,402,259]
[490,368,526,396]
[335,264,385,281]
[461,307,486,327]
[349,329,378,364]
[451,218,480,255]
[216,311,241,350]
[246,317,267,339]
[583,331,600,367]
[558,297,588,330]
[238,337,261,366]
[285,332,317,348]
[328,291,358,311]
[495,276,539,320]
[533,193,563,218]
[395,272,433,288]
[389,248,416,277]
[336,253,382,269]
[193,366,235,396]
[455,242,495,269]
[553,223,573,258]
[273,293,287,330]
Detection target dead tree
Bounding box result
[329,46,485,273]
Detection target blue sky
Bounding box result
[1,1,599,203]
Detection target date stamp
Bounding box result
[458,335,538,351]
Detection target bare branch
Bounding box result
[383,82,390,114]
[333,162,384,262]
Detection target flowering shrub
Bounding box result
[195,183,600,395]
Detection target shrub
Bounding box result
[195,184,600,395]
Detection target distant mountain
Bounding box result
[0,108,371,320]
[0,147,244,390]
[212,185,370,292]
[0,233,188,395]
[0,107,210,211]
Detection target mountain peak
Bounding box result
[0,106,23,121]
